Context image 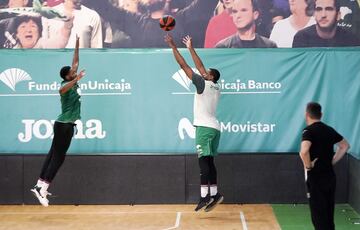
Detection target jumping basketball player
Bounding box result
[31,35,85,207]
[165,33,224,212]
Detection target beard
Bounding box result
[317,20,338,33]
[237,21,256,33]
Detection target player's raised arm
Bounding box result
[182,35,207,77]
[71,35,80,73]
[32,35,85,207]
[59,70,86,95]
[164,33,193,79]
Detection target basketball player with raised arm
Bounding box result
[165,33,223,212]
[31,35,85,207]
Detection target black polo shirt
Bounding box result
[293,25,360,47]
[302,121,343,175]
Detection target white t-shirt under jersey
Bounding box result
[270,16,315,48]
[192,73,220,131]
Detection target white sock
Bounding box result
[201,186,208,198]
[40,182,49,192]
[36,179,43,187]
[210,185,217,196]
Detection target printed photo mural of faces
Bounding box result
[0,0,359,49]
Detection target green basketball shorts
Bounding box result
[195,126,221,158]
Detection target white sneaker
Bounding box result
[31,186,49,207]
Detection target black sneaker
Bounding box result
[194,195,213,212]
[204,193,224,212]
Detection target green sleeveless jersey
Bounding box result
[57,81,81,123]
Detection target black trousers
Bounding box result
[307,172,336,230]
[198,156,217,185]
[39,121,75,183]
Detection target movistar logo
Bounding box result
[172,68,199,91]
[0,68,31,91]
[178,117,195,140]
[178,117,276,140]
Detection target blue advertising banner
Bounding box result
[0,48,359,158]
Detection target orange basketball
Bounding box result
[159,15,176,31]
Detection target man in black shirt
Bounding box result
[215,0,276,48]
[299,102,350,230]
[293,0,360,47]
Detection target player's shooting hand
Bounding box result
[76,69,86,81]
[164,33,176,48]
[182,35,193,49]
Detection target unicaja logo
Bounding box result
[172,68,200,91]
[0,68,31,91]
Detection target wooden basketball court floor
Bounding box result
[0,204,280,230]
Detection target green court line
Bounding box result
[272,204,360,230]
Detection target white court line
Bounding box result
[240,211,248,230]
[0,210,240,215]
[0,212,160,215]
[161,212,181,230]
[0,211,188,215]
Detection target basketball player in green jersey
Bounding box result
[31,36,85,207]
[165,34,223,212]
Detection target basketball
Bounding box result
[159,15,176,31]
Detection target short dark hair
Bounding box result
[251,0,259,12]
[60,66,71,80]
[12,15,42,37]
[305,0,315,16]
[209,68,220,83]
[306,102,322,119]
[315,0,340,12]
[233,0,259,11]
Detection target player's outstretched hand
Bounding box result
[164,33,176,48]
[182,35,193,49]
[76,69,85,81]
